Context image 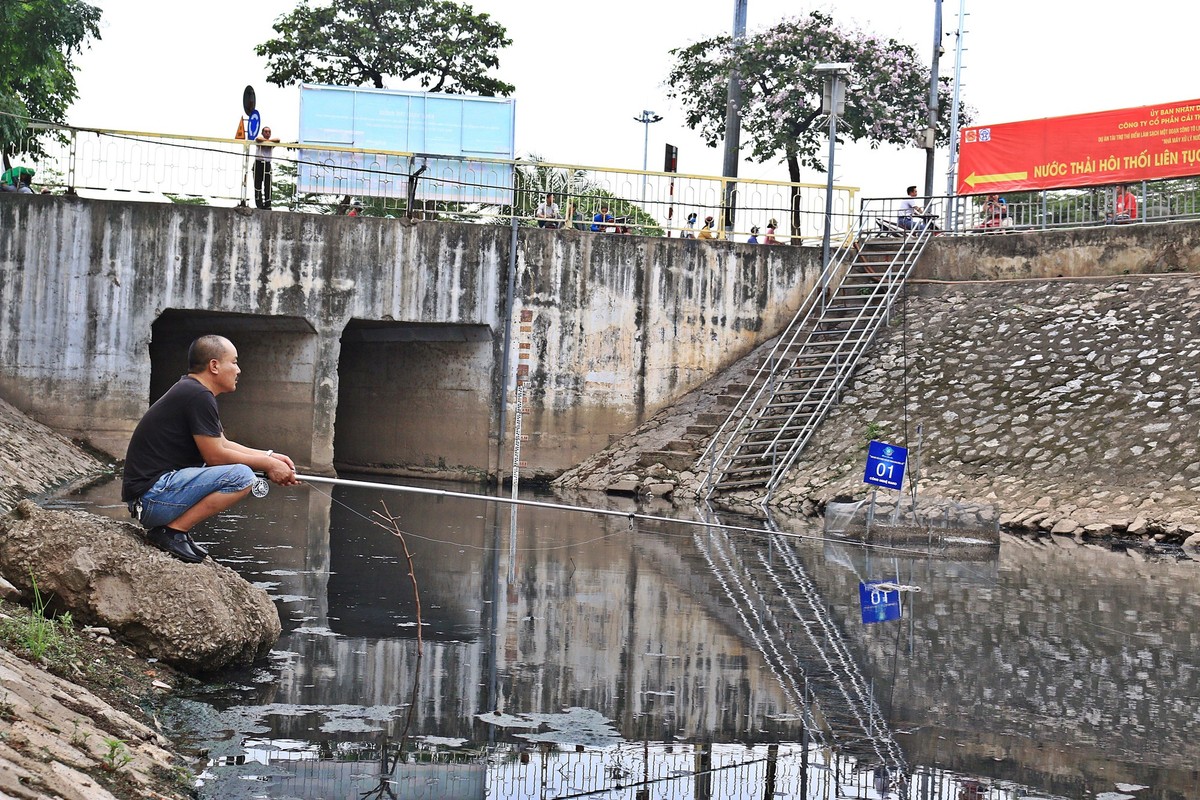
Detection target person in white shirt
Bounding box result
[254,126,280,209]
[534,192,562,228]
[898,185,924,232]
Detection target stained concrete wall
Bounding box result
[0,195,815,476]
[0,196,503,472]
[917,219,1200,280]
[515,229,818,472]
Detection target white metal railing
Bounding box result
[8,122,859,244]
[869,180,1200,234]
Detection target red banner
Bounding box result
[956,98,1200,195]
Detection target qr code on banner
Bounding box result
[979,128,991,142]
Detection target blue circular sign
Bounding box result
[247,110,262,140]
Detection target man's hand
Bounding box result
[265,453,300,486]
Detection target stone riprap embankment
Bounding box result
[557,274,1200,543]
[0,397,107,515]
[0,400,196,797]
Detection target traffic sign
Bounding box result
[247,110,262,141]
[859,581,902,624]
[863,440,907,490]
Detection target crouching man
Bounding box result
[121,335,299,562]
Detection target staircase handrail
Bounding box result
[760,220,935,499]
[696,215,867,495]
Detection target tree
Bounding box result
[667,10,965,231]
[256,0,514,96]
[0,0,101,163]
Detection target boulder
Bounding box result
[0,500,280,674]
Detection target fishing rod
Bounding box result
[292,472,946,557]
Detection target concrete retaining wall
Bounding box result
[515,229,817,472]
[917,220,1200,280]
[0,195,814,476]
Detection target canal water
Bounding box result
[55,475,1200,800]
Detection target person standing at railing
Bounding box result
[535,192,561,228]
[254,126,280,209]
[591,204,614,232]
[682,212,697,238]
[764,218,781,244]
[747,226,760,244]
[1115,185,1138,222]
[977,194,1009,230]
[697,215,717,239]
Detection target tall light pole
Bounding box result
[815,62,852,310]
[634,110,663,173]
[634,110,663,203]
[721,0,749,229]
[923,0,944,200]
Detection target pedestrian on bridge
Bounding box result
[254,126,280,209]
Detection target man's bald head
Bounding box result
[187,335,232,374]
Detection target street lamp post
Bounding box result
[814,62,852,312]
[634,110,663,202]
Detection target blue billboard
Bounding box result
[297,84,516,204]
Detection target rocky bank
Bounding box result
[557,274,1200,546]
[0,397,217,799]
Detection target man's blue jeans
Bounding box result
[136,465,255,528]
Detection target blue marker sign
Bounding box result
[247,110,262,140]
[863,440,907,490]
[859,581,902,624]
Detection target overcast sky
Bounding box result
[68,0,1196,201]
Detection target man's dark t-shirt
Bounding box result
[121,375,223,501]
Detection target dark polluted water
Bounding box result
[56,475,1200,800]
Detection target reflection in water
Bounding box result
[57,477,1200,799]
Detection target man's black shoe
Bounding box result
[146,527,204,563]
[185,533,209,558]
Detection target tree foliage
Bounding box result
[0,0,101,160]
[256,0,514,96]
[667,10,965,187]
[503,158,663,236]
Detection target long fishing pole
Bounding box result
[293,473,954,557]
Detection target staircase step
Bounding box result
[810,326,869,338]
[715,477,769,489]
[703,228,924,497]
[637,450,697,472]
[695,412,728,426]
[720,462,776,475]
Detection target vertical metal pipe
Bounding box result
[495,213,519,482]
[944,0,967,223]
[821,78,838,285]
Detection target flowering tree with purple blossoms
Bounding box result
[667,11,965,234]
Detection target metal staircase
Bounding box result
[694,520,909,782]
[698,213,935,502]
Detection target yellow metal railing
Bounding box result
[15,122,859,244]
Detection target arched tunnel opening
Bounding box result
[149,310,318,465]
[333,320,496,479]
